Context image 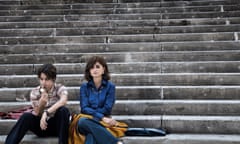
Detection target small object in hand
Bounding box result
[39,88,46,94]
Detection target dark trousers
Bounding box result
[77,118,118,144]
[5,106,70,144]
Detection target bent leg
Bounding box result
[47,106,70,144]
[77,118,118,144]
[85,134,97,144]
[5,112,42,144]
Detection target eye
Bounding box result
[95,65,101,68]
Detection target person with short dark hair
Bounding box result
[77,56,124,144]
[5,64,70,144]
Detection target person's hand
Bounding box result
[39,91,48,105]
[102,117,117,127]
[40,112,48,130]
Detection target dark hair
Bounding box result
[84,56,110,81]
[37,64,57,81]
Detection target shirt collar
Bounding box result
[88,79,107,88]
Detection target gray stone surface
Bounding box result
[0,41,239,54]
[0,0,240,143]
[1,134,240,144]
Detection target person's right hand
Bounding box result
[102,117,117,127]
[40,112,48,130]
[39,91,48,105]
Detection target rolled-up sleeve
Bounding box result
[30,87,40,108]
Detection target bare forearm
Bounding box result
[46,95,67,114]
[34,100,47,116]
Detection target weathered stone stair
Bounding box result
[0,0,240,143]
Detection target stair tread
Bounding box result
[0,134,240,144]
[0,0,239,140]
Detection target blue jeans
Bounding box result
[5,106,70,144]
[77,117,118,144]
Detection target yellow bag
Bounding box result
[68,113,128,144]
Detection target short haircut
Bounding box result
[37,64,57,81]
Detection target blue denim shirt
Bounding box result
[79,80,116,121]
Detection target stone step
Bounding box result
[122,0,238,3]
[0,17,240,29]
[0,0,238,10]
[1,50,240,64]
[1,61,240,75]
[161,115,240,134]
[0,2,161,10]
[160,0,239,7]
[0,0,235,5]
[113,100,240,116]
[1,5,238,16]
[0,0,20,5]
[0,11,239,22]
[1,73,240,88]
[121,0,238,4]
[1,115,240,134]
[0,32,236,45]
[1,41,239,54]
[0,86,163,101]
[0,17,239,29]
[2,86,240,102]
[0,0,114,5]
[1,25,239,37]
[1,134,240,144]
[1,100,240,116]
[116,115,240,134]
[58,25,240,36]
[161,11,240,19]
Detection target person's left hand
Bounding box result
[40,112,48,130]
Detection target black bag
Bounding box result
[125,128,166,136]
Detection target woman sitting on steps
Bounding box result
[77,56,125,144]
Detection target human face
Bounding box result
[39,73,54,91]
[90,62,105,79]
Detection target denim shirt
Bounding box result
[79,80,116,121]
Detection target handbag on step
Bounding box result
[0,106,33,119]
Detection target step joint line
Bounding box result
[161,87,164,100]
[220,5,224,12]
[234,32,239,41]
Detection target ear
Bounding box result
[102,67,105,75]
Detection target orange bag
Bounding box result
[68,113,128,144]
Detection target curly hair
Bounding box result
[84,56,110,81]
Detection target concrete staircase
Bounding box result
[0,0,240,143]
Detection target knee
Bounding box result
[20,112,33,120]
[18,112,34,123]
[78,118,88,127]
[56,106,70,116]
[77,118,90,131]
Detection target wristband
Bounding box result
[44,110,50,116]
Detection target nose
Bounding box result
[41,80,46,86]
